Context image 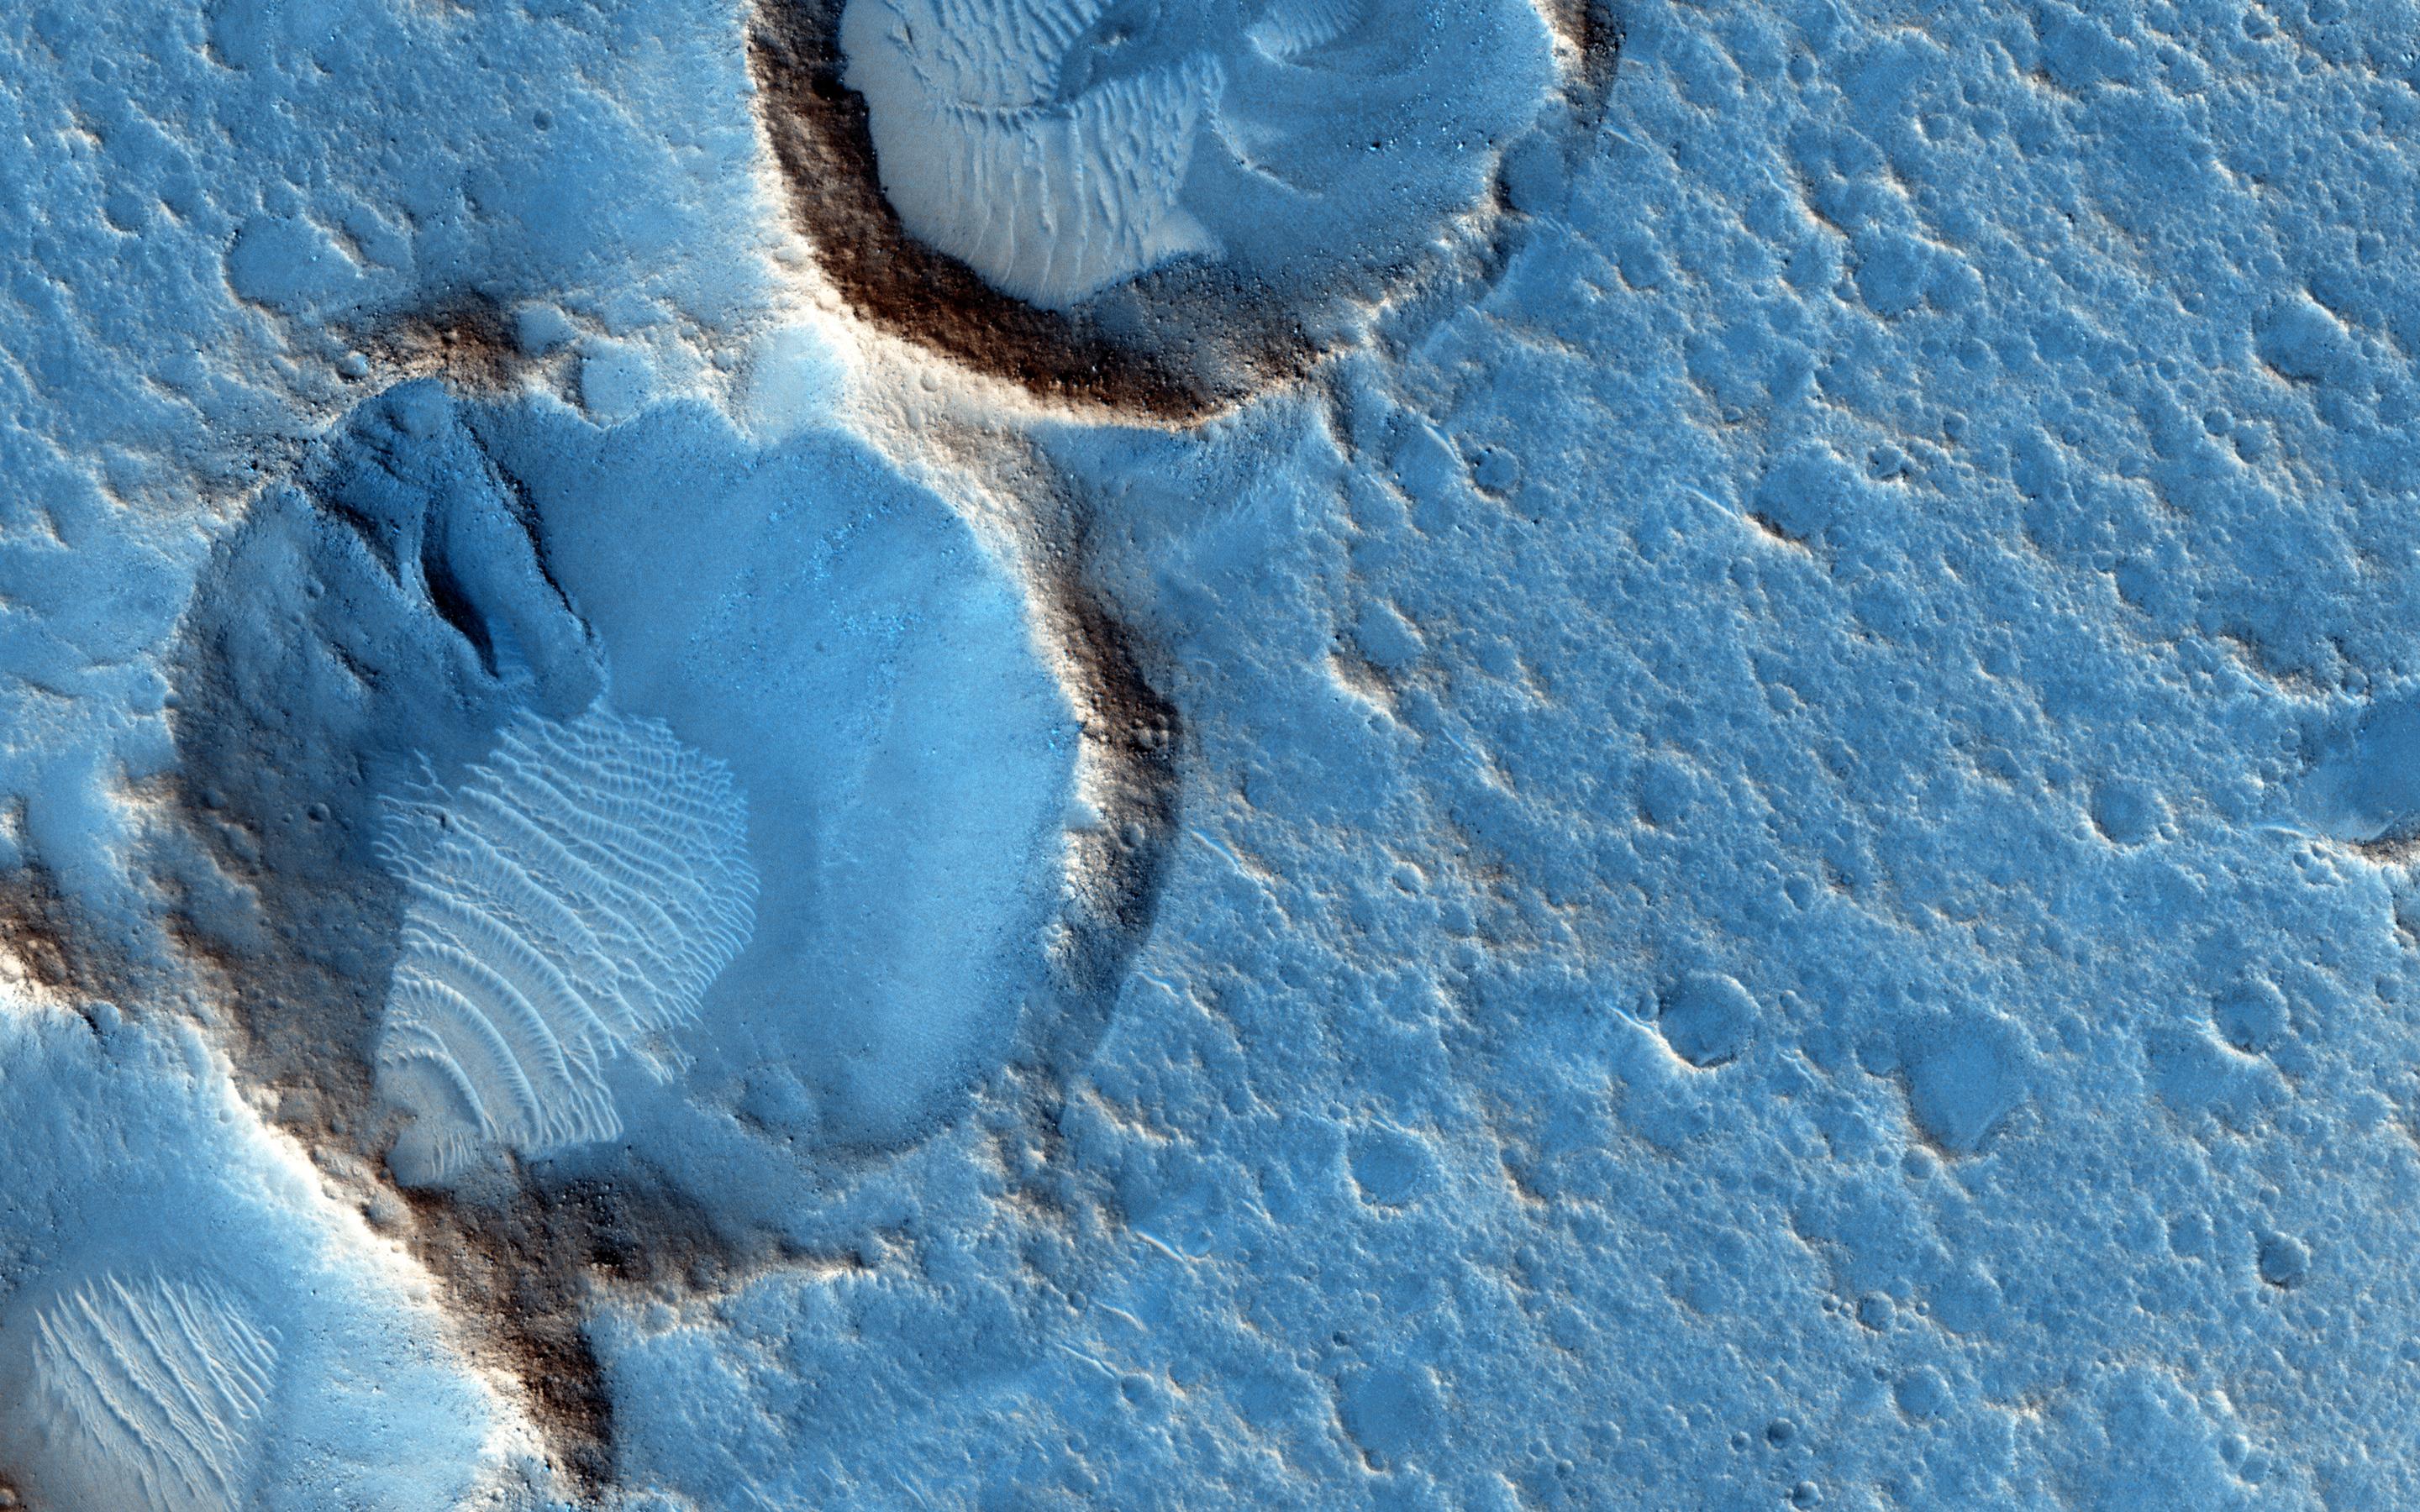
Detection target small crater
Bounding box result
[1466,444,1522,498]
[1656,970,1760,1068]
[2298,694,2420,853]
[1897,1014,2027,1156]
[1348,1125,1435,1208]
[1892,1366,1954,1421]
[1336,1363,1441,1471]
[1635,754,1700,829]
[2148,1025,2283,1132]
[2256,1230,2310,1289]
[2087,776,2164,846]
[2212,975,2290,1055]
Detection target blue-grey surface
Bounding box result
[4,1,2420,1509]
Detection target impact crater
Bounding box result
[750,0,1612,417]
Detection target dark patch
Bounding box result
[418,532,499,675]
[340,297,529,393]
[0,864,133,1012]
[1013,491,1182,1077]
[2349,832,2420,865]
[395,1173,772,1496]
[1745,510,1812,552]
[1563,0,1627,105]
[747,0,1323,423]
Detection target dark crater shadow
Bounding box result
[1008,502,1185,1084]
[1559,0,1627,108]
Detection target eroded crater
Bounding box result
[749,0,1617,418]
[164,379,1178,1484]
